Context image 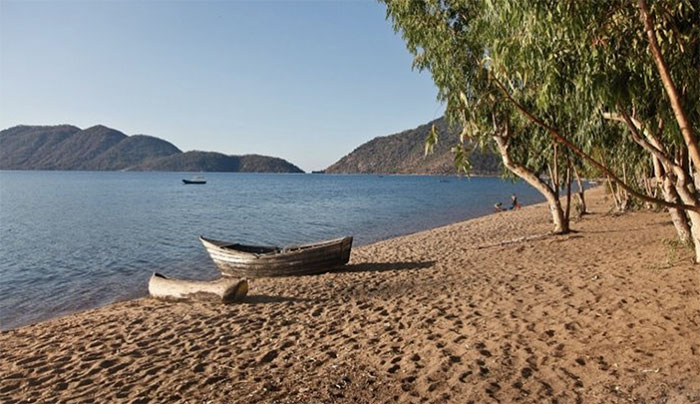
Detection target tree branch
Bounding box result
[637,0,700,171]
[490,75,700,213]
[604,110,677,173]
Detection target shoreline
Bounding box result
[0,178,541,332]
[0,199,519,332]
[2,186,699,402]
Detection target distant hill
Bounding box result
[89,134,182,170]
[0,125,304,173]
[0,125,82,169]
[325,117,501,175]
[130,151,303,173]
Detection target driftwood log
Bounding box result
[148,273,248,303]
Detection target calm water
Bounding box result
[0,171,545,330]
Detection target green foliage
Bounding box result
[381,0,699,193]
[451,143,473,174]
[424,123,439,156]
[383,0,572,184]
[425,121,473,174]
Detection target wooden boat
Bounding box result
[148,273,248,303]
[183,176,206,185]
[199,235,353,278]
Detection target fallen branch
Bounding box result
[148,273,249,303]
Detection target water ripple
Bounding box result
[0,171,546,329]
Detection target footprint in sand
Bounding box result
[258,349,278,363]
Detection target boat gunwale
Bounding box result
[199,235,352,259]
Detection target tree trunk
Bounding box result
[573,166,587,215]
[680,148,697,193]
[653,156,692,243]
[664,176,692,244]
[550,197,569,234]
[608,110,696,254]
[494,135,569,234]
[553,144,559,190]
[565,160,571,223]
[654,150,700,261]
[620,164,629,210]
[607,176,621,211]
[671,176,700,262]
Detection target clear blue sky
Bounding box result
[0,0,442,172]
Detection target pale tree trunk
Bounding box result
[553,144,559,191]
[658,150,700,261]
[644,136,700,259]
[653,156,691,243]
[681,149,696,193]
[573,166,587,215]
[669,170,700,261]
[618,110,700,260]
[641,167,654,200]
[641,173,655,208]
[603,111,694,242]
[565,156,572,223]
[494,135,569,234]
[607,163,628,212]
[607,176,621,211]
[664,176,692,244]
[619,164,630,210]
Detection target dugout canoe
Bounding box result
[199,235,353,278]
[148,273,248,303]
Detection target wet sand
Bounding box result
[1,186,699,403]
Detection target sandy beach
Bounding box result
[1,186,699,403]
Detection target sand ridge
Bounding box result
[1,187,699,403]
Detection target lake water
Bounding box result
[0,171,546,330]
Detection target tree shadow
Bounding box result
[337,260,436,274]
[241,294,312,304]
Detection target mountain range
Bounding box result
[324,117,501,175]
[0,125,304,173]
[1,118,502,175]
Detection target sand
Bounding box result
[1,186,699,403]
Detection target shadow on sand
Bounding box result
[337,260,436,274]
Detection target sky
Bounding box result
[0,0,442,172]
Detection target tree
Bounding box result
[381,0,700,259]
[384,0,576,233]
[481,0,700,255]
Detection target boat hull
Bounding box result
[183,179,206,184]
[200,236,353,278]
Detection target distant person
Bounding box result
[494,202,504,212]
[510,194,521,210]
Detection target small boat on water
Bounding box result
[199,235,353,278]
[183,176,206,185]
